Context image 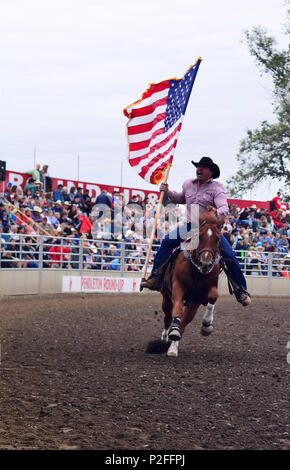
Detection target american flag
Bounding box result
[123,59,201,185]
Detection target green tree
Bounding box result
[226,26,290,201]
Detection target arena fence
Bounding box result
[0,234,289,296]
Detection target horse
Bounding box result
[160,207,225,357]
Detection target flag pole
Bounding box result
[140,163,172,289]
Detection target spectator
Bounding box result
[95,190,112,219]
[222,226,232,245]
[25,164,41,183]
[256,246,268,276]
[271,192,282,211]
[40,165,52,194]
[0,250,14,268]
[53,184,65,203]
[62,187,70,202]
[68,186,76,202]
[278,224,289,237]
[21,236,38,268]
[79,213,92,236]
[47,238,71,268]
[31,206,43,223]
[83,189,92,216]
[238,207,252,227]
[84,245,101,270]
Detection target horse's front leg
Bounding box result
[201,285,218,336]
[167,302,201,357]
[161,293,173,343]
[168,283,185,342]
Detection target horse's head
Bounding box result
[191,208,224,275]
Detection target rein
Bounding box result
[183,220,221,274]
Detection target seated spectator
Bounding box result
[24,178,43,196]
[38,216,55,236]
[0,250,15,268]
[83,189,92,216]
[278,224,289,237]
[84,245,101,270]
[68,186,76,202]
[53,184,65,203]
[53,200,63,215]
[279,234,289,253]
[238,207,252,227]
[46,209,59,228]
[256,246,268,276]
[47,238,71,268]
[269,208,284,229]
[245,247,259,275]
[129,257,142,271]
[221,226,232,245]
[107,258,120,270]
[62,187,70,202]
[266,215,275,232]
[79,213,92,237]
[30,206,43,223]
[21,236,39,268]
[222,218,233,233]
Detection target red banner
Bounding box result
[3,169,288,211]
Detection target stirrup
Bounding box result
[140,274,161,292]
[140,261,169,292]
[235,288,251,306]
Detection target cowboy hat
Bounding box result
[125,229,134,238]
[191,157,220,179]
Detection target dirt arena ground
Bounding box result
[0,293,289,450]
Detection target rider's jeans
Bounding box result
[152,222,247,291]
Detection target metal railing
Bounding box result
[0,233,290,278]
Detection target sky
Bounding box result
[0,0,288,201]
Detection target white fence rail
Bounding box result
[0,234,289,296]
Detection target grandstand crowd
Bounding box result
[0,165,290,276]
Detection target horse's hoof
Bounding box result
[167,341,179,357]
[201,321,213,336]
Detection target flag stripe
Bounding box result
[124,81,170,117]
[129,118,182,168]
[139,141,176,180]
[127,106,167,126]
[129,96,167,118]
[127,113,165,135]
[127,119,164,143]
[131,87,169,110]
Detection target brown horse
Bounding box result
[160,208,225,357]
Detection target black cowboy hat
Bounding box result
[191,156,220,179]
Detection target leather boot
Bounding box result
[140,272,162,291]
[234,288,251,306]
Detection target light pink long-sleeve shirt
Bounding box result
[167,178,229,222]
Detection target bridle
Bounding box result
[183,219,221,274]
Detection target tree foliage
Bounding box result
[226,25,290,200]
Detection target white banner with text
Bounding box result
[62,276,141,293]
